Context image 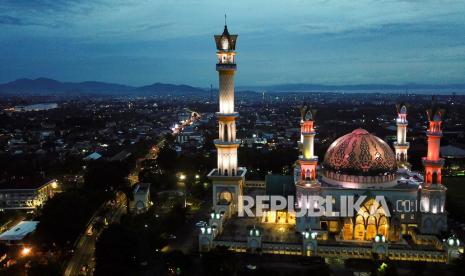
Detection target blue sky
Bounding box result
[1,0,464,87]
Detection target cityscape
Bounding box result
[1,1,465,276]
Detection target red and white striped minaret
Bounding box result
[394,104,410,168]
[419,108,447,234]
[296,107,321,233]
[298,108,318,185]
[422,109,445,186]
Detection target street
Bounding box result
[64,194,126,276]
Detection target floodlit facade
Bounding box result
[207,22,246,215]
[200,23,460,263]
[0,179,57,210]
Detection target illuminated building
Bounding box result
[199,22,459,263]
[0,179,57,210]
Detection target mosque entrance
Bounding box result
[343,199,389,241]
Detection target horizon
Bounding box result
[2,76,465,90]
[1,1,465,87]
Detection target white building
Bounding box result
[130,183,151,214]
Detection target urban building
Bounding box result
[130,182,151,214]
[0,179,57,210]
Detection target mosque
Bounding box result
[199,23,461,262]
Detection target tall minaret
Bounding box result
[214,21,239,176]
[420,108,446,234]
[422,109,445,186]
[208,21,245,216]
[394,104,410,168]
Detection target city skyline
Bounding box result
[1,0,465,87]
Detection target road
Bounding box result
[64,195,126,276]
[64,113,199,275]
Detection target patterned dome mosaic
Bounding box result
[323,129,397,175]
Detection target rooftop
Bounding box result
[134,182,150,194]
[0,178,56,190]
[0,221,39,241]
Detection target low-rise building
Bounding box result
[0,179,58,210]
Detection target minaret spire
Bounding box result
[209,22,245,216]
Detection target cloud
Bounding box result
[1,0,465,85]
[0,15,25,26]
[0,15,62,28]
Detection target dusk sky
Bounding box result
[1,0,465,87]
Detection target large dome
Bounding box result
[324,129,397,174]
[322,129,398,188]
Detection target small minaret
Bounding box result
[295,106,321,233]
[394,104,410,168]
[422,109,445,186]
[208,20,246,216]
[298,106,318,184]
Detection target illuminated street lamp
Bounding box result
[21,247,31,257]
[195,174,200,180]
[179,174,186,181]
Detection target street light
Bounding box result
[179,174,186,181]
[21,247,31,257]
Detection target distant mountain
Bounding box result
[134,82,205,94]
[240,83,465,92]
[0,78,133,95]
[2,78,464,96]
[0,78,206,96]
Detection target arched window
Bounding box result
[432,172,438,185]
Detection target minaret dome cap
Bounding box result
[214,22,238,51]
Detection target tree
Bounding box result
[201,246,239,275]
[27,260,61,276]
[33,190,100,247]
[94,224,138,276]
[84,160,131,191]
[163,250,193,275]
[157,146,177,172]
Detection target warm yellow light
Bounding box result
[51,181,58,189]
[21,247,31,256]
[195,175,200,179]
[179,174,186,181]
